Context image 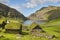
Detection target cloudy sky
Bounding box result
[0,0,60,16]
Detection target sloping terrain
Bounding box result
[0,3,27,20]
[29,6,60,21]
[0,19,60,40]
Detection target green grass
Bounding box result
[0,17,60,40]
[0,17,23,29]
[0,17,6,23]
[6,22,20,29]
[0,33,49,40]
[40,19,60,40]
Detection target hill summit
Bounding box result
[0,3,27,20]
[29,6,60,21]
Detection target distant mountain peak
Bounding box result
[29,6,60,21]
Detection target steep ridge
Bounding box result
[0,3,27,20]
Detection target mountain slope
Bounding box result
[0,3,27,20]
[29,6,60,21]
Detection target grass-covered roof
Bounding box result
[28,22,41,31]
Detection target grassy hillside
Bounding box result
[0,3,27,21]
[40,19,60,39]
[29,6,60,21]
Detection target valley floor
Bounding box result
[0,18,60,40]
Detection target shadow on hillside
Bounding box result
[21,32,29,35]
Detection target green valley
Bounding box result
[0,3,60,40]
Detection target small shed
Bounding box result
[5,22,22,34]
[32,25,42,29]
[5,29,20,34]
[30,22,44,33]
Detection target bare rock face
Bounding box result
[29,6,60,21]
[0,3,27,20]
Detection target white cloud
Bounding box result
[0,0,60,10]
[0,0,9,5]
[47,0,60,3]
[0,0,21,11]
[23,0,60,8]
[10,5,21,11]
[23,2,37,8]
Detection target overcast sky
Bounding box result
[0,0,60,17]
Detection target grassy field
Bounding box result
[0,18,60,40]
[40,19,60,40]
